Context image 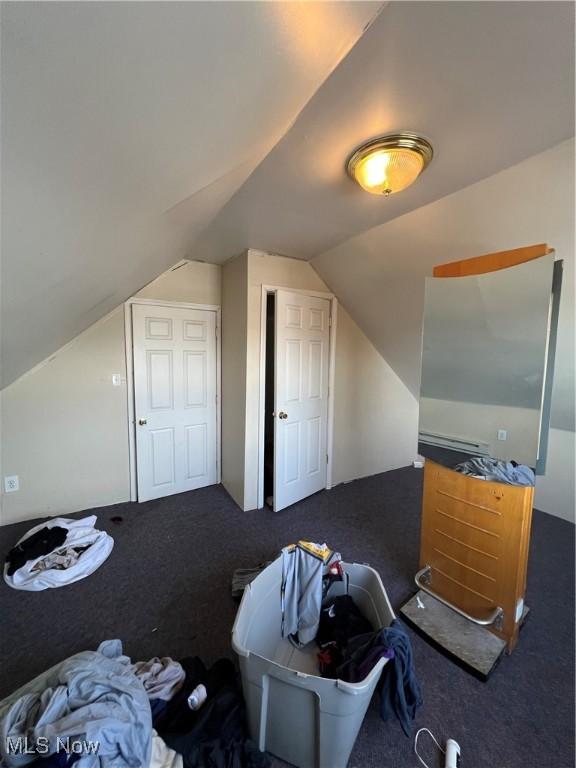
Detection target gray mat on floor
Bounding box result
[400,590,508,679]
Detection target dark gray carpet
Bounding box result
[0,467,574,768]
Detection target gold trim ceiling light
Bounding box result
[347,133,433,195]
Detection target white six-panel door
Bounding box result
[132,304,218,502]
[274,291,330,512]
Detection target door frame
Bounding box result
[257,285,337,510]
[124,298,222,502]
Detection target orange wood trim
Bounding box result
[432,244,553,278]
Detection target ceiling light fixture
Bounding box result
[347,132,433,196]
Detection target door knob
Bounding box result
[278,411,288,420]
[138,418,147,426]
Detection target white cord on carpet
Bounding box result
[414,727,446,768]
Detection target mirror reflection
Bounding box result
[418,254,556,474]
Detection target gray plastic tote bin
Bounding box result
[232,556,395,768]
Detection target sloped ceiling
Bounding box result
[3,2,573,391]
[1,0,382,387]
[194,1,574,262]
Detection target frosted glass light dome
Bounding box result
[347,133,433,196]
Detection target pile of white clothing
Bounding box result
[4,515,114,591]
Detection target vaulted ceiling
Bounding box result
[195,1,574,261]
[2,1,574,389]
[1,0,382,386]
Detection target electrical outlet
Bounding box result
[497,429,507,441]
[4,475,19,493]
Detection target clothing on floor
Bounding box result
[337,619,423,737]
[454,457,535,486]
[231,561,274,601]
[150,730,183,768]
[150,699,169,722]
[281,542,341,647]
[0,639,151,767]
[4,516,114,592]
[154,657,269,768]
[5,525,68,576]
[316,594,374,678]
[30,752,80,767]
[153,658,234,735]
[31,545,91,573]
[132,657,185,701]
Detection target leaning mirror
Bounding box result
[418,253,560,476]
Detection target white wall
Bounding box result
[333,305,418,485]
[221,253,248,508]
[535,429,575,523]
[1,249,417,523]
[313,139,575,522]
[0,260,221,525]
[1,308,130,524]
[134,260,220,305]
[419,397,541,467]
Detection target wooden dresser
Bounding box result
[419,460,534,651]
